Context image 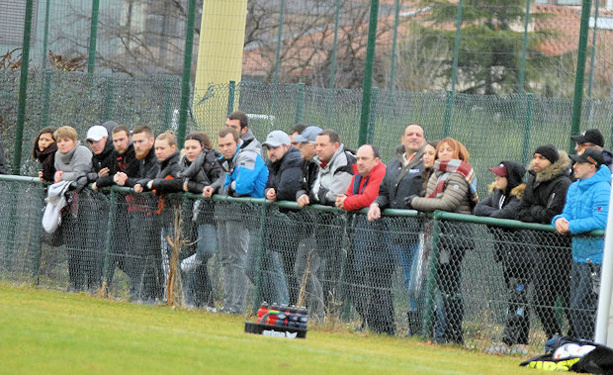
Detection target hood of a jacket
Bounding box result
[529,150,571,182]
[576,164,611,191]
[241,129,262,154]
[93,142,114,165]
[487,181,526,200]
[500,160,526,192]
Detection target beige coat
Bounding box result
[411,170,472,214]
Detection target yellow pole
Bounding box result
[193,0,248,133]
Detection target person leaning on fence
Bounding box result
[571,129,613,170]
[203,127,269,314]
[336,144,395,335]
[97,125,140,189]
[120,125,162,302]
[85,122,117,190]
[260,130,304,306]
[139,130,184,301]
[291,125,325,318]
[406,137,479,345]
[180,132,223,309]
[226,110,262,155]
[367,124,427,336]
[473,161,528,355]
[553,148,610,341]
[53,126,94,292]
[515,144,573,341]
[304,129,355,311]
[92,124,139,287]
[33,127,58,182]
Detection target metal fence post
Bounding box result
[88,0,100,74]
[13,0,36,174]
[521,93,534,166]
[164,76,174,130]
[367,87,379,144]
[227,80,236,116]
[423,213,442,338]
[103,76,114,122]
[443,90,454,138]
[295,83,305,125]
[389,0,401,91]
[358,0,381,147]
[570,0,594,153]
[329,0,341,89]
[102,189,118,294]
[177,0,198,149]
[31,184,46,283]
[519,0,531,94]
[451,0,464,92]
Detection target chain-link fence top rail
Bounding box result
[3,74,613,198]
[2,1,611,94]
[0,175,604,354]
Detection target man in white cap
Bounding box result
[258,130,304,305]
[85,123,115,189]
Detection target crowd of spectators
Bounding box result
[21,116,612,351]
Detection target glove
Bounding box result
[404,194,418,209]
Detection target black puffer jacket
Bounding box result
[374,144,425,209]
[87,142,115,183]
[296,158,319,200]
[143,152,183,193]
[95,144,140,188]
[516,151,572,224]
[265,147,303,202]
[474,161,526,219]
[125,148,160,188]
[180,148,223,194]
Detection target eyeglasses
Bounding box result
[291,142,299,146]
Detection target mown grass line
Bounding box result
[0,283,534,374]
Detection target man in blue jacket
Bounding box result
[553,148,611,340]
[204,127,268,314]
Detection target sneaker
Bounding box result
[487,343,510,355]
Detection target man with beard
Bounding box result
[117,125,162,301]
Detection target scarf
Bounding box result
[428,159,479,207]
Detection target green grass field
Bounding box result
[0,283,536,374]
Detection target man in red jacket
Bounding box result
[336,144,395,335]
[336,144,386,211]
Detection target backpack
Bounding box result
[520,335,613,374]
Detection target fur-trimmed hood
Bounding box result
[528,150,571,182]
[488,181,526,200]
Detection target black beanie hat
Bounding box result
[534,144,559,164]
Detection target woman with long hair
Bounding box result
[406,137,478,344]
[32,127,57,182]
[180,132,223,309]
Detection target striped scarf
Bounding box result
[428,159,479,207]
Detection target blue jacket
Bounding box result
[552,165,611,264]
[214,142,269,198]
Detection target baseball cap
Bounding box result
[262,130,291,148]
[571,129,605,148]
[292,126,322,143]
[571,147,605,168]
[489,163,507,177]
[86,125,109,142]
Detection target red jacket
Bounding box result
[343,162,386,211]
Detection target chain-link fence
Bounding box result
[0,176,603,355]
